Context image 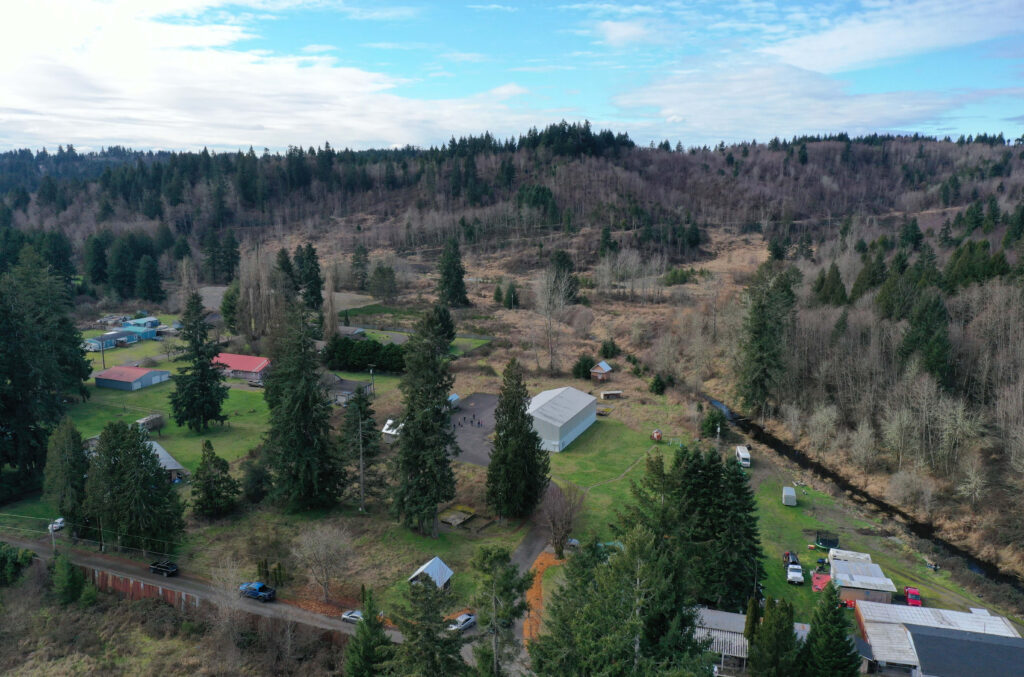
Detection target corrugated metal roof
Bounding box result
[862,621,919,666]
[95,366,165,382]
[528,387,596,426]
[832,560,897,593]
[829,548,873,564]
[908,624,1024,677]
[590,361,612,373]
[147,441,186,472]
[408,556,453,587]
[695,608,810,659]
[213,352,270,373]
[857,601,1020,637]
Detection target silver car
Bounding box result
[341,610,364,624]
[447,613,476,632]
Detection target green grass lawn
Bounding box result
[85,339,183,374]
[330,370,401,396]
[344,304,421,318]
[450,337,489,356]
[548,420,655,541]
[68,381,269,471]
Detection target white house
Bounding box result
[528,386,597,452]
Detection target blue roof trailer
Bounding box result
[124,316,160,328]
[122,325,157,340]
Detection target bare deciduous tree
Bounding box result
[544,483,584,559]
[293,524,352,601]
[534,267,572,374]
[956,457,987,506]
[881,406,916,472]
[807,404,838,459]
[848,419,877,471]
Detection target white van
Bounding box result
[735,445,751,468]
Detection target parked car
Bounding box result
[448,613,476,633]
[238,582,276,602]
[48,517,65,533]
[149,560,179,577]
[905,586,923,607]
[342,610,365,624]
[782,551,800,568]
[247,380,264,388]
[786,564,805,585]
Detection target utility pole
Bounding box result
[368,364,375,398]
[358,415,365,512]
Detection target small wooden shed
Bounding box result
[590,361,612,382]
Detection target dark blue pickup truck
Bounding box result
[238,582,276,602]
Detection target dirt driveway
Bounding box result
[451,393,497,467]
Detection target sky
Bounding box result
[1,0,1023,152]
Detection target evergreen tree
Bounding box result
[599,225,618,256]
[899,290,951,385]
[736,263,800,413]
[392,305,458,536]
[171,235,190,261]
[368,261,398,304]
[344,587,393,676]
[471,546,533,676]
[341,388,384,512]
[803,583,860,677]
[493,284,503,305]
[744,596,761,641]
[221,230,241,282]
[264,308,344,509]
[298,243,323,311]
[275,248,299,296]
[437,237,470,307]
[43,418,88,534]
[550,249,579,304]
[714,458,765,610]
[191,440,240,518]
[351,243,370,290]
[221,279,239,333]
[201,230,222,282]
[749,597,799,677]
[52,553,84,605]
[486,359,550,519]
[814,263,847,305]
[386,580,466,676]
[84,235,107,285]
[134,255,165,302]
[83,421,185,553]
[849,250,886,300]
[170,292,228,432]
[107,237,136,297]
[502,282,518,309]
[0,248,90,475]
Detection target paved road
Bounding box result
[0,533,401,641]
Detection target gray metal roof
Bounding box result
[528,387,596,426]
[147,441,187,472]
[695,608,811,660]
[408,556,453,588]
[908,624,1024,677]
[832,560,897,593]
[856,601,1020,637]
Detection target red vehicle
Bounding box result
[905,586,923,607]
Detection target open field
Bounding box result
[68,381,269,471]
[83,339,183,373]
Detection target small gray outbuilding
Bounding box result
[782,486,797,506]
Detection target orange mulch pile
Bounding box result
[522,551,565,643]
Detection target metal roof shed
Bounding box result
[147,441,189,481]
[409,556,453,589]
[528,387,597,452]
[782,486,797,506]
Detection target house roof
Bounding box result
[831,560,896,593]
[856,600,1020,638]
[382,419,404,435]
[590,360,612,373]
[122,325,155,334]
[528,387,596,427]
[147,441,186,472]
[213,352,270,373]
[126,316,158,325]
[695,608,812,660]
[908,624,1024,677]
[408,556,453,588]
[87,330,135,343]
[829,548,873,563]
[95,366,164,383]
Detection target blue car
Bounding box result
[238,582,276,602]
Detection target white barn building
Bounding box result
[528,386,597,452]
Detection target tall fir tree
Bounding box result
[386,580,466,676]
[84,421,185,553]
[220,279,239,333]
[351,243,370,290]
[437,237,470,307]
[170,292,228,432]
[191,440,241,518]
[341,388,385,512]
[107,237,136,297]
[0,247,90,475]
[298,243,324,311]
[84,235,107,284]
[264,308,345,509]
[712,458,765,611]
[344,587,393,676]
[802,583,860,677]
[391,304,458,536]
[486,358,550,519]
[749,597,800,677]
[221,230,241,281]
[134,254,165,302]
[275,248,299,296]
[42,417,88,534]
[471,546,533,676]
[736,263,800,414]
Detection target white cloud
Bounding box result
[762,0,1024,73]
[0,1,547,150]
[301,44,337,53]
[615,60,958,142]
[560,3,659,16]
[467,3,517,11]
[441,51,489,63]
[595,20,653,47]
[509,65,577,72]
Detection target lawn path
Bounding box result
[578,444,656,493]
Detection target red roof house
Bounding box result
[212,353,271,380]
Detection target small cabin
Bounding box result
[782,486,797,507]
[382,419,404,444]
[590,361,612,382]
[735,446,751,468]
[600,390,623,400]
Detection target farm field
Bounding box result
[83,339,183,373]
